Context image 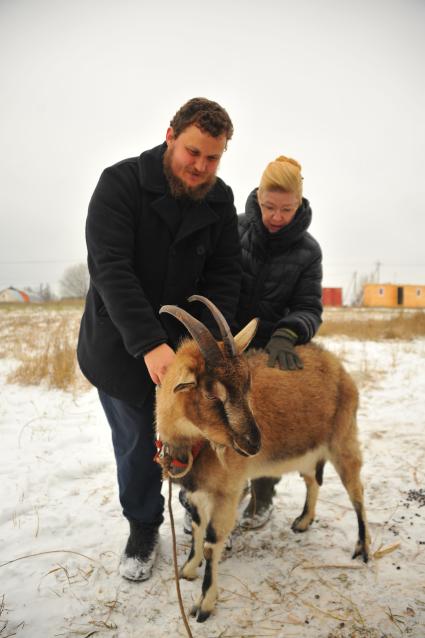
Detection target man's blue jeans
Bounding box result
[98,388,164,526]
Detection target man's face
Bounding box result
[164,125,227,200]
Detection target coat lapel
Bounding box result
[150,195,219,244]
[175,200,219,243]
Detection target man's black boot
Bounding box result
[119,519,159,581]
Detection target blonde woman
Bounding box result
[236,156,323,529]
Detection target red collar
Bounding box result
[154,439,205,471]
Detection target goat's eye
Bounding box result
[204,393,218,401]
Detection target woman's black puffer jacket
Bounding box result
[235,189,323,348]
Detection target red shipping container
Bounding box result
[322,287,343,306]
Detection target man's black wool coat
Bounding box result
[77,143,241,406]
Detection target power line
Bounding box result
[1,258,424,268]
[324,262,425,268]
[0,259,84,265]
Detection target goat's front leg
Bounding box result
[190,493,239,623]
[180,494,208,580]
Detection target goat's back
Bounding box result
[246,343,358,459]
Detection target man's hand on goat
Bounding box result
[265,328,303,371]
[144,343,175,385]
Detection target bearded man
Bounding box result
[77,98,241,581]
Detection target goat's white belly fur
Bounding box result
[248,445,329,479]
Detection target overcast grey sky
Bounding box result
[1,0,424,297]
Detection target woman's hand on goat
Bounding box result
[265,328,303,371]
[144,343,175,385]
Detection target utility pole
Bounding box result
[349,271,357,306]
[375,261,381,283]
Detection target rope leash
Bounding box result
[167,476,194,638]
[154,444,194,637]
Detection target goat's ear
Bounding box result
[234,318,259,354]
[173,370,197,394]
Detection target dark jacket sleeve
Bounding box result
[85,166,168,358]
[274,242,323,343]
[198,187,242,327]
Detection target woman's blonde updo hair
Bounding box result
[258,155,303,203]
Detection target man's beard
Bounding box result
[163,147,217,201]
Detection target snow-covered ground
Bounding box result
[1,324,425,637]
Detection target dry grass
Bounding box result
[0,595,6,636]
[0,300,89,393]
[7,318,78,391]
[320,308,425,340]
[1,303,424,393]
[0,593,24,637]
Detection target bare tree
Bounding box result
[37,283,55,301]
[60,263,89,299]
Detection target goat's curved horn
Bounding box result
[159,304,224,366]
[188,295,236,358]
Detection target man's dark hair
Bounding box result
[170,97,233,141]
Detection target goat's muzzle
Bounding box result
[230,417,261,457]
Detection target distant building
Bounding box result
[322,287,343,306]
[0,286,41,303]
[402,285,425,308]
[363,283,425,308]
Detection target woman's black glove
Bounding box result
[265,328,303,371]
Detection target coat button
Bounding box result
[196,245,205,256]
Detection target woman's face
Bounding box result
[258,190,299,233]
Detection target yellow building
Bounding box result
[363,283,425,308]
[402,285,425,308]
[363,284,398,307]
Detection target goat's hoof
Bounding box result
[291,516,312,533]
[352,544,369,563]
[179,566,198,581]
[352,537,369,562]
[180,572,197,581]
[196,609,211,623]
[190,604,210,622]
[190,600,213,622]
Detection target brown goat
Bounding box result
[155,296,370,622]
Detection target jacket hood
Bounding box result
[137,142,232,202]
[245,188,313,252]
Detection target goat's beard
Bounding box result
[163,147,217,201]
